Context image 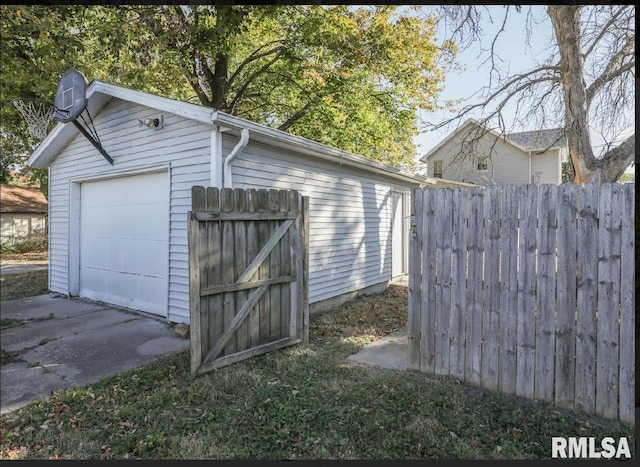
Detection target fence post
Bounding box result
[407,187,422,371]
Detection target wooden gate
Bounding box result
[188,187,309,374]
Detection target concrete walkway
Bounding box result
[0,263,48,276]
[347,326,409,371]
[1,294,189,415]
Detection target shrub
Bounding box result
[0,233,48,254]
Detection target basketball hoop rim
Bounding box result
[11,98,70,116]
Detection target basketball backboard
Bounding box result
[53,69,88,123]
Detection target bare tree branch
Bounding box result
[586,37,635,102]
[582,7,625,59]
[277,100,314,131]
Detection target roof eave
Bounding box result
[213,111,426,186]
[27,80,425,186]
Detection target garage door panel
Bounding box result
[80,172,168,316]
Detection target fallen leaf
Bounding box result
[267,381,279,387]
[449,431,458,439]
[291,390,299,396]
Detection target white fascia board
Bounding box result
[28,81,214,168]
[28,80,425,186]
[212,111,425,186]
[90,82,214,124]
[420,118,479,162]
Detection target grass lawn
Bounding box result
[0,270,48,301]
[0,286,634,460]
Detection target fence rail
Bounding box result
[408,182,635,424]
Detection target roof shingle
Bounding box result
[0,184,48,213]
[505,128,566,151]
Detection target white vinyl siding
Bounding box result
[48,99,210,323]
[226,136,410,304]
[47,97,416,325]
[427,129,531,186]
[531,149,562,185]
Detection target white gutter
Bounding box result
[223,128,250,188]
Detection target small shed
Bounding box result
[0,184,48,245]
[28,80,444,323]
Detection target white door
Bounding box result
[79,172,169,316]
[391,192,404,277]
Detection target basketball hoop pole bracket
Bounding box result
[72,120,114,165]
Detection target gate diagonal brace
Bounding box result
[202,285,269,366]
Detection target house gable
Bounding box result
[421,119,565,186]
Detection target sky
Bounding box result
[412,6,635,168]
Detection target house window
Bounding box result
[433,160,443,178]
[477,157,488,171]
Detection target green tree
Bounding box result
[2,5,452,183]
[102,5,450,166]
[0,6,85,189]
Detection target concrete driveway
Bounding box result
[1,294,189,415]
[0,264,49,276]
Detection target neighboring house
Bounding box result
[421,118,569,186]
[27,79,462,324]
[0,184,48,245]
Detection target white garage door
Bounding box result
[80,172,169,316]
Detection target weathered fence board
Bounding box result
[595,183,622,420]
[618,183,635,424]
[516,184,537,399]
[449,188,467,381]
[465,187,484,385]
[408,188,423,371]
[482,185,500,391]
[498,185,518,395]
[555,183,576,409]
[534,184,557,401]
[434,189,452,375]
[409,182,634,424]
[575,183,598,414]
[420,189,437,373]
[188,187,309,374]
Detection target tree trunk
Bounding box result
[548,6,634,183]
[211,53,229,110]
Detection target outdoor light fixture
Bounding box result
[136,115,163,129]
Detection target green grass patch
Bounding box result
[0,348,27,366]
[0,270,48,301]
[1,318,26,330]
[0,286,634,460]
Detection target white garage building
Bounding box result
[28,80,438,324]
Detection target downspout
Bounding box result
[528,150,532,184]
[223,128,250,189]
[210,127,223,188]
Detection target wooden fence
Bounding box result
[188,187,309,375]
[408,182,634,424]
